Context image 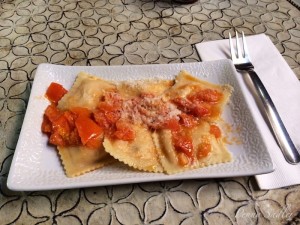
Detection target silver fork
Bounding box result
[229,31,300,164]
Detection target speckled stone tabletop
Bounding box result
[1,0,300,224]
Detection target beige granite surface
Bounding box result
[0,0,300,224]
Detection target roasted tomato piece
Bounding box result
[113,120,135,141]
[44,104,62,122]
[93,110,110,129]
[201,89,222,102]
[177,152,190,166]
[67,130,81,146]
[172,97,211,118]
[190,102,211,117]
[70,107,91,118]
[197,142,211,159]
[85,135,103,149]
[97,102,121,124]
[45,82,68,104]
[210,124,222,138]
[49,114,73,147]
[163,118,180,131]
[49,132,66,146]
[172,97,193,113]
[188,89,222,103]
[75,115,103,145]
[43,106,82,146]
[63,111,77,128]
[105,111,121,124]
[52,115,71,138]
[98,101,115,112]
[172,132,194,158]
[179,113,197,128]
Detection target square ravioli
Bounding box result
[42,70,233,177]
[55,72,116,177]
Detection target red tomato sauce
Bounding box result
[197,142,211,159]
[210,124,222,139]
[172,88,223,119]
[45,82,68,104]
[42,82,223,158]
[172,131,194,164]
[42,86,136,148]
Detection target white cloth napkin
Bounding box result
[195,34,300,190]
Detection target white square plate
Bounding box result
[7,60,274,191]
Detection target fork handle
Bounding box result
[247,69,300,164]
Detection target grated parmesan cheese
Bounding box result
[103,91,181,129]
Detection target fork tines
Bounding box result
[229,31,250,61]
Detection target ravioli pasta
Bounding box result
[58,72,116,111]
[153,71,232,174]
[42,70,233,177]
[48,72,116,177]
[103,80,173,173]
[103,124,164,173]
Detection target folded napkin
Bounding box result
[195,34,300,190]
